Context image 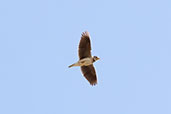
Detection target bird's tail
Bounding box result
[68,63,75,68]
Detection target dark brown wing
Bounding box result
[78,31,92,60]
[81,65,97,85]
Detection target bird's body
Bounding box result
[69,31,100,85]
[69,57,93,68]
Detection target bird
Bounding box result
[68,31,100,85]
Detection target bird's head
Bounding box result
[93,56,100,62]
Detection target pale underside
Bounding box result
[71,57,93,67]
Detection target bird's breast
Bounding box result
[78,57,93,66]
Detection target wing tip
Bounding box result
[90,80,97,86]
[82,31,90,37]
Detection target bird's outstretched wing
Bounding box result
[81,65,97,85]
[78,31,92,60]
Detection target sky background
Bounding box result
[0,0,170,114]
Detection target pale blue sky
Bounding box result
[0,0,170,114]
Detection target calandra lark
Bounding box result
[69,31,100,85]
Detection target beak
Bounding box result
[97,57,100,60]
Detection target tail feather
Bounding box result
[68,64,75,68]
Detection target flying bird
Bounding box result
[69,31,100,85]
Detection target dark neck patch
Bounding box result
[93,58,96,62]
